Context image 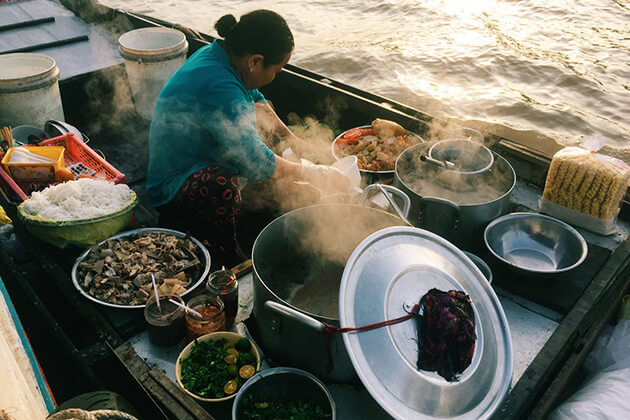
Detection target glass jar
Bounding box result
[185,294,226,341]
[206,268,239,328]
[144,294,186,347]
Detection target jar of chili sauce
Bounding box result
[185,294,226,341]
[206,267,238,328]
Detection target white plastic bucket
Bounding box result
[118,27,188,120]
[0,53,64,128]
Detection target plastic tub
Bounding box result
[0,53,65,128]
[118,28,188,120]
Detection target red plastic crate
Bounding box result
[39,133,126,184]
[0,133,126,202]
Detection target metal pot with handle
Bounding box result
[250,186,410,382]
[394,142,515,251]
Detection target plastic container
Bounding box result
[184,295,226,341]
[39,133,125,184]
[0,53,65,128]
[118,28,188,120]
[144,294,186,347]
[1,146,65,181]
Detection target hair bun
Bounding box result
[215,14,237,38]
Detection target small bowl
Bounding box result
[232,367,336,420]
[428,138,494,175]
[484,213,587,275]
[175,331,261,403]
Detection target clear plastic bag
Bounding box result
[540,144,630,235]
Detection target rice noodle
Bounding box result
[22,179,133,221]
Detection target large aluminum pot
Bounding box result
[251,201,408,382]
[394,142,515,251]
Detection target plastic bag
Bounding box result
[548,318,630,419]
[0,205,11,225]
[540,142,630,235]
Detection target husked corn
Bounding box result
[543,147,629,220]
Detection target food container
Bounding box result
[71,228,211,309]
[185,294,226,341]
[144,294,186,346]
[232,367,336,420]
[1,146,64,181]
[484,212,588,277]
[206,268,238,329]
[17,190,138,248]
[394,142,515,251]
[175,331,261,403]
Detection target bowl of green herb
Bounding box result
[232,367,335,420]
[175,331,261,402]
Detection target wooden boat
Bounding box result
[0,1,628,419]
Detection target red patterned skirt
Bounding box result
[156,166,243,267]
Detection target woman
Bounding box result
[147,10,350,267]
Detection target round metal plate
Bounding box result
[339,226,512,419]
[331,125,424,175]
[71,228,211,309]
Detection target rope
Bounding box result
[319,304,421,373]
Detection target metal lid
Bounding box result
[339,226,512,420]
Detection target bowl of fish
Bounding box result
[331,119,424,174]
[71,228,211,309]
[484,212,588,276]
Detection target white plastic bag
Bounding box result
[548,319,630,420]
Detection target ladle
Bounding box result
[420,154,455,170]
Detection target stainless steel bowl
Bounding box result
[232,367,336,420]
[71,228,211,309]
[484,213,587,275]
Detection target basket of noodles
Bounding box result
[17,178,138,248]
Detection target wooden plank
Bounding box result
[147,369,215,420]
[114,342,214,420]
[498,237,630,418]
[528,271,630,419]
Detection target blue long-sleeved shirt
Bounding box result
[146,40,277,207]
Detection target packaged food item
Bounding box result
[540,143,630,235]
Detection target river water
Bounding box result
[99,0,630,159]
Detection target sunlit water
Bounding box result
[99,0,630,159]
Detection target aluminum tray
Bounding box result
[71,227,211,309]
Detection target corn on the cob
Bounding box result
[542,147,629,220]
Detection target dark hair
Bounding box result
[215,10,294,67]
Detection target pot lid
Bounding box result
[395,143,515,205]
[339,226,512,420]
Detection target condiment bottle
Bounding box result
[185,294,226,341]
[144,294,186,347]
[206,267,238,329]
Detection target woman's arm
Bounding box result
[255,103,322,157]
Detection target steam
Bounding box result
[255,205,404,318]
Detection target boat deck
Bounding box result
[0,2,629,419]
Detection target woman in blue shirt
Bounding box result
[148,10,349,267]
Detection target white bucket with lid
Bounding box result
[118,27,189,120]
[0,53,65,128]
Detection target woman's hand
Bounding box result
[299,159,352,194]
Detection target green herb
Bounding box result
[180,338,256,399]
[241,394,331,420]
